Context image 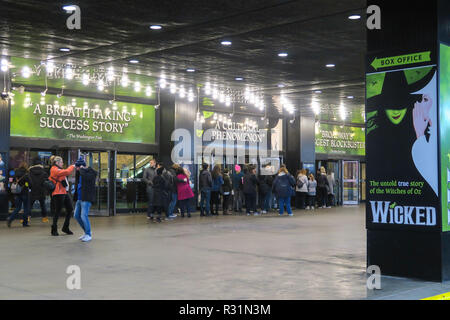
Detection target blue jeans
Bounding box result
[74,200,92,236]
[278,197,292,215]
[200,188,211,215]
[168,192,178,217]
[262,191,272,211]
[9,193,30,224]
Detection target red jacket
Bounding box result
[176,173,194,200]
[50,165,75,196]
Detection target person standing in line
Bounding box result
[326,172,335,207]
[176,166,193,218]
[28,157,49,223]
[151,167,170,223]
[73,156,97,242]
[166,163,184,219]
[231,165,244,214]
[142,158,157,220]
[49,156,75,236]
[222,168,232,215]
[316,166,330,209]
[243,165,258,216]
[295,169,309,210]
[199,163,213,216]
[306,173,317,210]
[258,167,272,214]
[272,166,296,217]
[6,162,31,228]
[210,164,224,216]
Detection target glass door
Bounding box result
[360,162,366,202]
[82,151,110,216]
[342,161,359,205]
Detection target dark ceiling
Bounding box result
[0,0,367,122]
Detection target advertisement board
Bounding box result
[10,92,156,144]
[366,60,440,231]
[315,123,365,156]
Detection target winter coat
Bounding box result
[166,168,185,193]
[243,173,258,195]
[272,173,296,198]
[199,169,212,191]
[316,173,329,189]
[211,175,224,192]
[258,175,271,195]
[29,164,48,199]
[152,175,170,207]
[222,174,232,194]
[142,166,157,186]
[176,173,194,200]
[231,172,244,190]
[327,175,335,195]
[74,167,98,204]
[49,165,75,196]
[307,179,317,196]
[295,174,308,193]
[13,167,31,196]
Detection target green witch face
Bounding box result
[385,108,407,125]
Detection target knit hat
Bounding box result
[235,165,241,172]
[75,156,86,168]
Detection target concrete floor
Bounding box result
[1,205,450,300]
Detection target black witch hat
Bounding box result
[367,67,435,111]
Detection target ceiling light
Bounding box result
[188,89,194,102]
[150,25,162,30]
[348,14,361,20]
[59,48,70,52]
[326,64,336,68]
[235,77,244,81]
[159,78,166,89]
[145,86,152,97]
[121,75,129,87]
[221,40,232,46]
[170,83,177,94]
[225,96,231,107]
[186,68,195,72]
[82,73,89,86]
[62,5,77,11]
[204,82,211,95]
[277,84,285,88]
[21,66,31,78]
[314,90,322,94]
[134,81,141,92]
[212,88,218,100]
[278,53,288,57]
[179,86,185,98]
[347,96,354,99]
[65,66,73,80]
[129,59,139,64]
[97,79,104,91]
[46,62,55,74]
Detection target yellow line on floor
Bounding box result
[422,292,450,300]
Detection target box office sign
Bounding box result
[315,123,365,156]
[10,92,156,144]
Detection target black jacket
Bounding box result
[258,175,273,195]
[152,175,170,207]
[199,169,212,190]
[74,167,98,204]
[243,173,258,195]
[165,168,185,193]
[29,165,48,199]
[316,173,329,188]
[222,174,232,193]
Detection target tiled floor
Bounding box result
[1,205,449,300]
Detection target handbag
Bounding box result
[11,174,26,194]
[43,179,56,192]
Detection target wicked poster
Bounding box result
[366,64,440,231]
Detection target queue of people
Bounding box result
[5,155,337,238]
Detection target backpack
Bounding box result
[296,177,304,189]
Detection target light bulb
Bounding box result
[97,79,104,91]
[121,75,129,87]
[145,86,152,97]
[179,86,185,98]
[82,73,89,86]
[21,66,31,78]
[159,78,166,89]
[134,81,141,92]
[170,83,176,94]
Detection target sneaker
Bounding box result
[326,206,331,208]
[247,213,251,216]
[169,214,177,218]
[322,206,326,209]
[253,212,260,216]
[42,217,49,223]
[81,235,92,242]
[262,210,267,214]
[306,206,310,210]
[288,214,294,217]
[156,217,162,223]
[79,234,86,240]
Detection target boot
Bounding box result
[61,222,73,235]
[51,225,59,236]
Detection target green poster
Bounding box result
[440,43,450,231]
[315,123,365,156]
[10,92,156,144]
